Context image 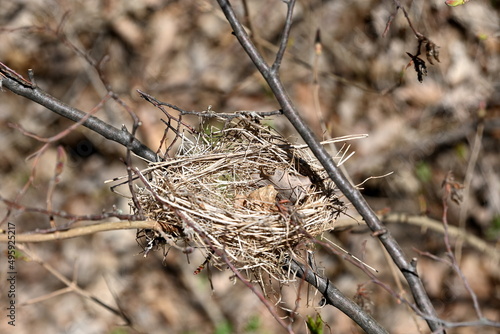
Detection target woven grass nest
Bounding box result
[134,118,345,283]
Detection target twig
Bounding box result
[138,89,197,134]
[241,0,266,58]
[0,220,161,243]
[379,239,424,332]
[16,244,133,325]
[271,0,295,73]
[0,194,140,220]
[441,174,483,319]
[380,213,499,263]
[384,1,440,83]
[180,108,283,120]
[292,217,427,321]
[1,17,158,164]
[310,29,356,186]
[456,106,485,262]
[384,1,427,42]
[216,0,443,332]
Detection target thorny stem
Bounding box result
[216,0,443,332]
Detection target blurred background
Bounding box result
[0,0,499,333]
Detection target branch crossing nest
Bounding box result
[134,118,345,283]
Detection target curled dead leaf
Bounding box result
[235,185,278,211]
[252,168,311,204]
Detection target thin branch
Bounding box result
[456,108,485,262]
[0,65,158,162]
[138,89,197,133]
[141,90,283,120]
[0,220,160,243]
[241,0,266,59]
[16,244,132,325]
[442,174,483,319]
[379,213,499,262]
[392,0,421,38]
[272,0,296,73]
[0,195,140,221]
[383,1,440,83]
[180,108,283,120]
[216,1,444,332]
[0,90,114,225]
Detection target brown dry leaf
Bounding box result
[247,185,278,203]
[235,185,278,211]
[253,169,311,204]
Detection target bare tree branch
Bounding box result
[0,220,160,243]
[271,0,295,73]
[215,0,443,332]
[0,65,158,162]
[286,260,389,334]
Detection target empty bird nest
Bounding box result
[132,117,346,283]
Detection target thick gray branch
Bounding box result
[287,260,389,334]
[216,0,443,332]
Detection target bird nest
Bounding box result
[133,118,345,283]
